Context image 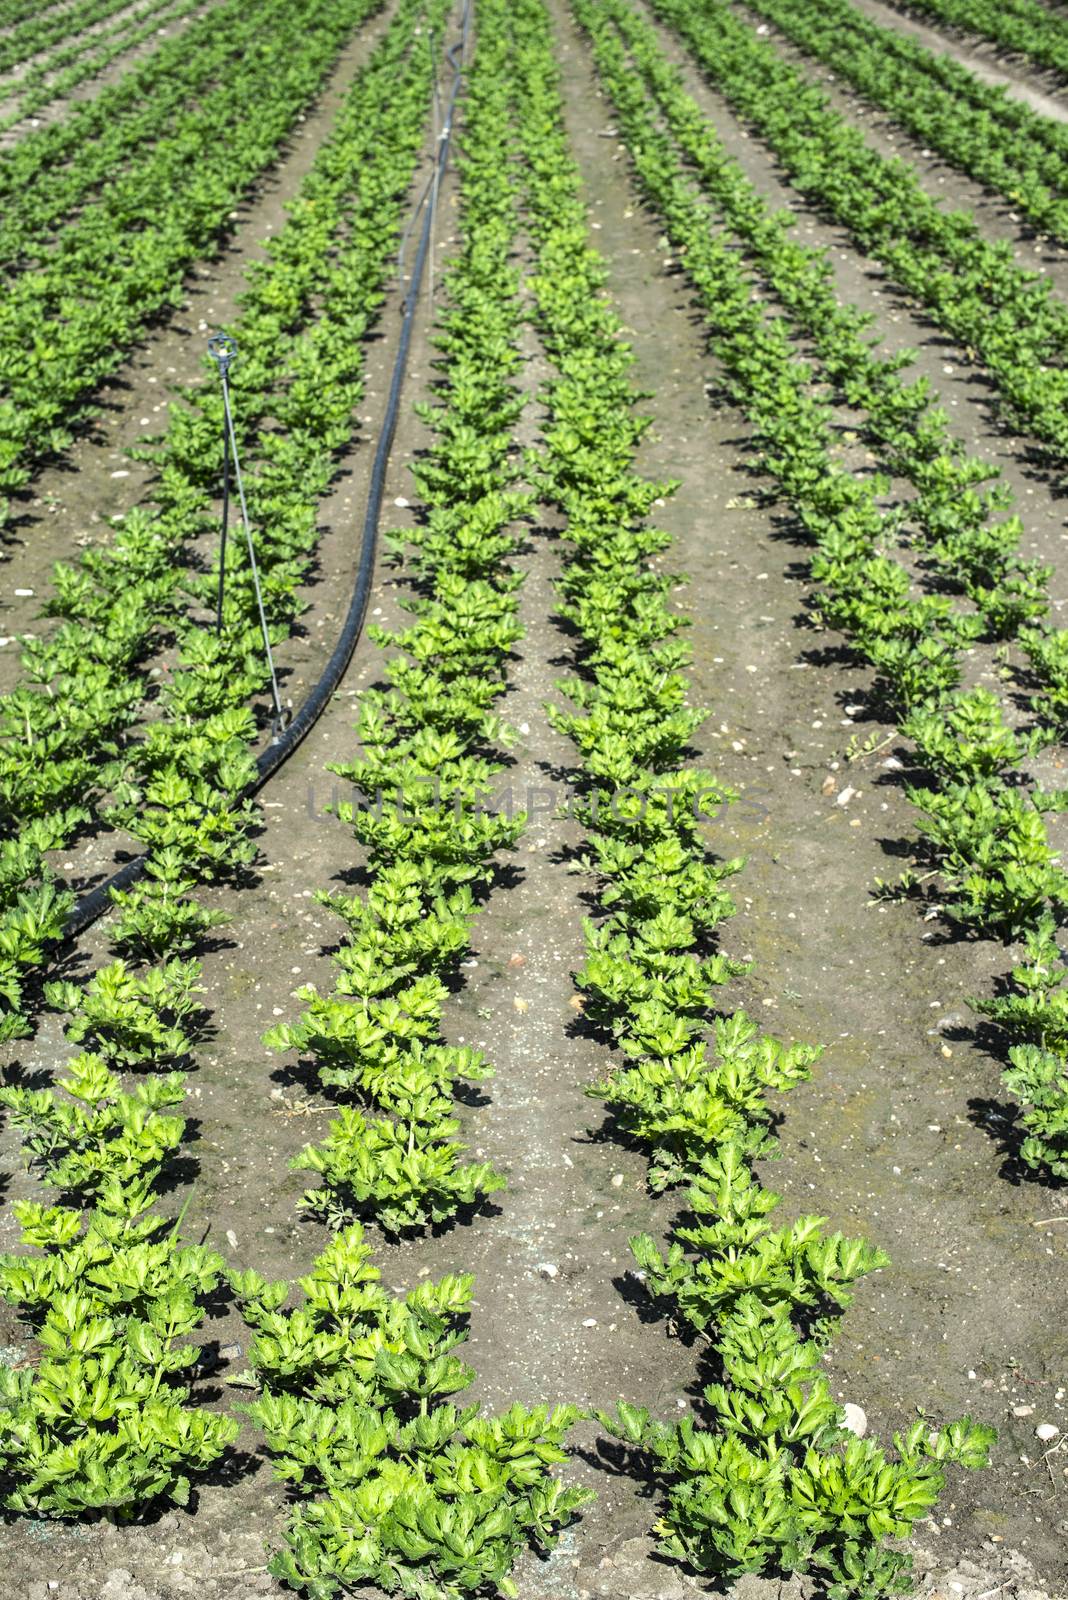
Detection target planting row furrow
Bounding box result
[0,0,205,138]
[0,0,136,75]
[510,2,994,1594]
[575,0,1068,1181]
[641,0,1068,467]
[0,1,459,1519]
[0,0,377,524]
[226,10,596,1593]
[740,0,1068,243]
[0,0,441,1048]
[884,0,1068,83]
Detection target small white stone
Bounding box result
[1012,1404,1034,1417]
[225,1229,238,1250]
[581,1318,597,1328]
[14,588,33,596]
[536,1263,558,1279]
[610,1173,624,1188]
[1036,1422,1059,1442]
[841,1403,868,1438]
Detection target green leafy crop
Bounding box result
[231,1227,591,1599]
[0,1195,236,1517]
[0,0,464,1536]
[508,4,996,1589]
[569,0,1068,1180]
[260,7,532,1237]
[230,23,595,1590]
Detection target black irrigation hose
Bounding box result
[62,9,471,943]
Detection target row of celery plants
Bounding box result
[257,8,530,1230]
[0,0,441,1044]
[0,957,237,1514]
[226,15,593,1592]
[575,0,1068,1179]
[0,0,204,138]
[0,0,136,74]
[0,0,453,1216]
[0,0,457,1520]
[0,0,378,524]
[644,0,1068,466]
[513,3,995,1595]
[886,0,1068,82]
[0,0,270,265]
[740,0,1068,243]
[608,0,1048,643]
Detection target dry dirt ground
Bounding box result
[1,0,1067,1597]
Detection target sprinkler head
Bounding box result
[207,332,238,374]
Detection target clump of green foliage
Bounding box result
[231,1226,591,1598]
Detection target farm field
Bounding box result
[0,0,1067,1596]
